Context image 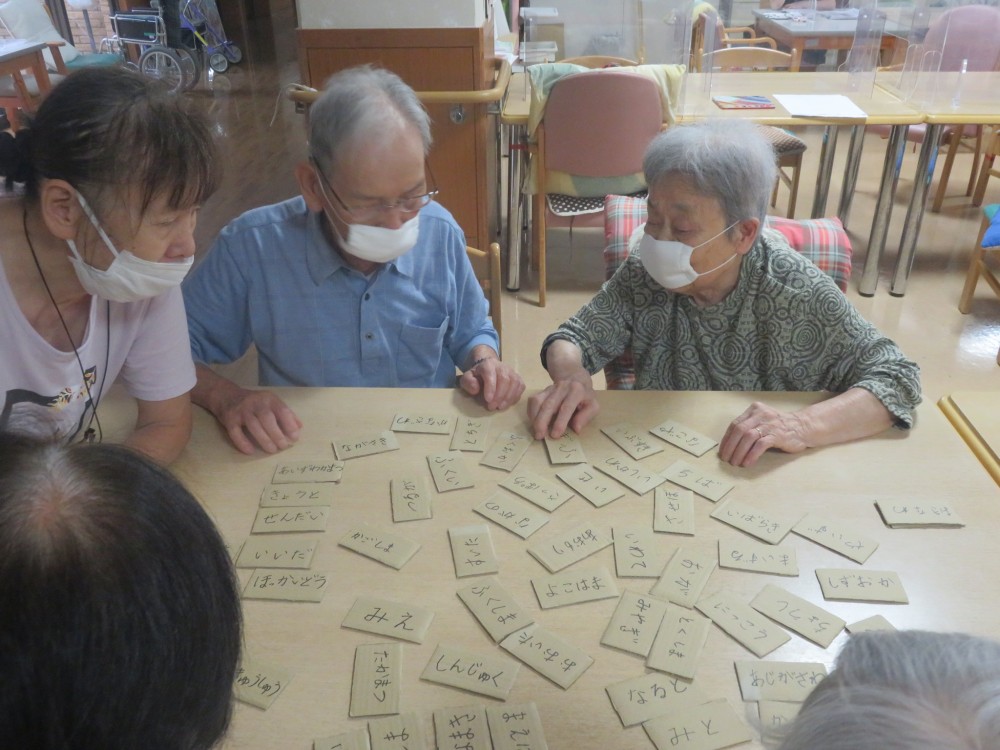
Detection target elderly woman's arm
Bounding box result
[527,339,601,439]
[719,388,893,467]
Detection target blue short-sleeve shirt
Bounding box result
[183,197,498,388]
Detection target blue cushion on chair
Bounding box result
[984,204,1000,248]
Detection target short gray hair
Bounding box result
[766,630,1000,750]
[643,119,777,233]
[308,65,432,173]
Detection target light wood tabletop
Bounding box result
[107,387,999,749]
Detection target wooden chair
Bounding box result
[0,44,58,129]
[466,243,503,352]
[958,205,1000,315]
[531,69,663,306]
[691,11,778,72]
[0,0,120,74]
[973,127,1000,208]
[700,47,806,218]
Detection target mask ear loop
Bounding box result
[74,191,121,260]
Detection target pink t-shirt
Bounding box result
[0,258,196,442]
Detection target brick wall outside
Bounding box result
[65,3,116,52]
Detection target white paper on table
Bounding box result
[773,94,868,120]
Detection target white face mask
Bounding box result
[334,214,421,264]
[316,175,421,264]
[66,193,192,303]
[639,220,740,291]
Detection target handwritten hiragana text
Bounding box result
[350,643,401,717]
[433,705,492,750]
[420,644,518,699]
[499,624,594,689]
[342,596,434,644]
[606,670,710,727]
[480,432,532,472]
[593,454,666,495]
[601,589,669,656]
[646,603,712,679]
[457,579,534,642]
[338,523,420,570]
[485,703,548,750]
[332,431,399,460]
[473,493,549,539]
[450,416,490,453]
[499,470,574,512]
[555,464,625,508]
[602,422,664,460]
[649,419,718,457]
[650,546,717,607]
[532,565,620,610]
[527,524,613,573]
[449,524,499,577]
[660,460,734,502]
[272,459,344,483]
[750,584,846,648]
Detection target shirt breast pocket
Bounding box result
[397,317,449,386]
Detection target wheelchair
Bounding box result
[105,2,200,93]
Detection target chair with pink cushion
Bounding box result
[531,68,663,307]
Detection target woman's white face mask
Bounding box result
[66,192,192,303]
[639,220,740,290]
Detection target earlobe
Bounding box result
[737,218,760,255]
[295,161,325,213]
[38,180,82,240]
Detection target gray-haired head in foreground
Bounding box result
[308,65,432,174]
[765,630,1000,750]
[643,119,777,236]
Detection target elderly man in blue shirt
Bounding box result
[184,65,525,455]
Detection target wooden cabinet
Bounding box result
[297,21,498,251]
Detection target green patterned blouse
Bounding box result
[542,230,922,427]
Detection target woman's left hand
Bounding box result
[719,401,809,468]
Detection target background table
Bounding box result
[110,388,1000,749]
[750,9,903,69]
[939,391,1000,487]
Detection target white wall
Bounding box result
[297,0,489,29]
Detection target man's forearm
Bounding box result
[191,362,244,419]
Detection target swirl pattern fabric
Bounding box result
[545,231,921,427]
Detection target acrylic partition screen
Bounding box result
[878,0,1000,107]
[525,0,694,65]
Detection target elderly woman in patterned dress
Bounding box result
[528,119,921,468]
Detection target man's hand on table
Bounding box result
[719,401,808,468]
[459,355,526,411]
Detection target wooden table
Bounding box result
[0,39,52,113]
[751,9,903,68]
[939,391,1000,487]
[105,387,1000,749]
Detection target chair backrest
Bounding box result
[702,46,796,72]
[559,55,638,69]
[923,5,1000,73]
[465,243,503,350]
[541,70,662,178]
[0,0,80,68]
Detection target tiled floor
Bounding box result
[190,13,1000,404]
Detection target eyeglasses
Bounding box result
[313,158,439,224]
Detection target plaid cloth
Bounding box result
[601,194,853,389]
